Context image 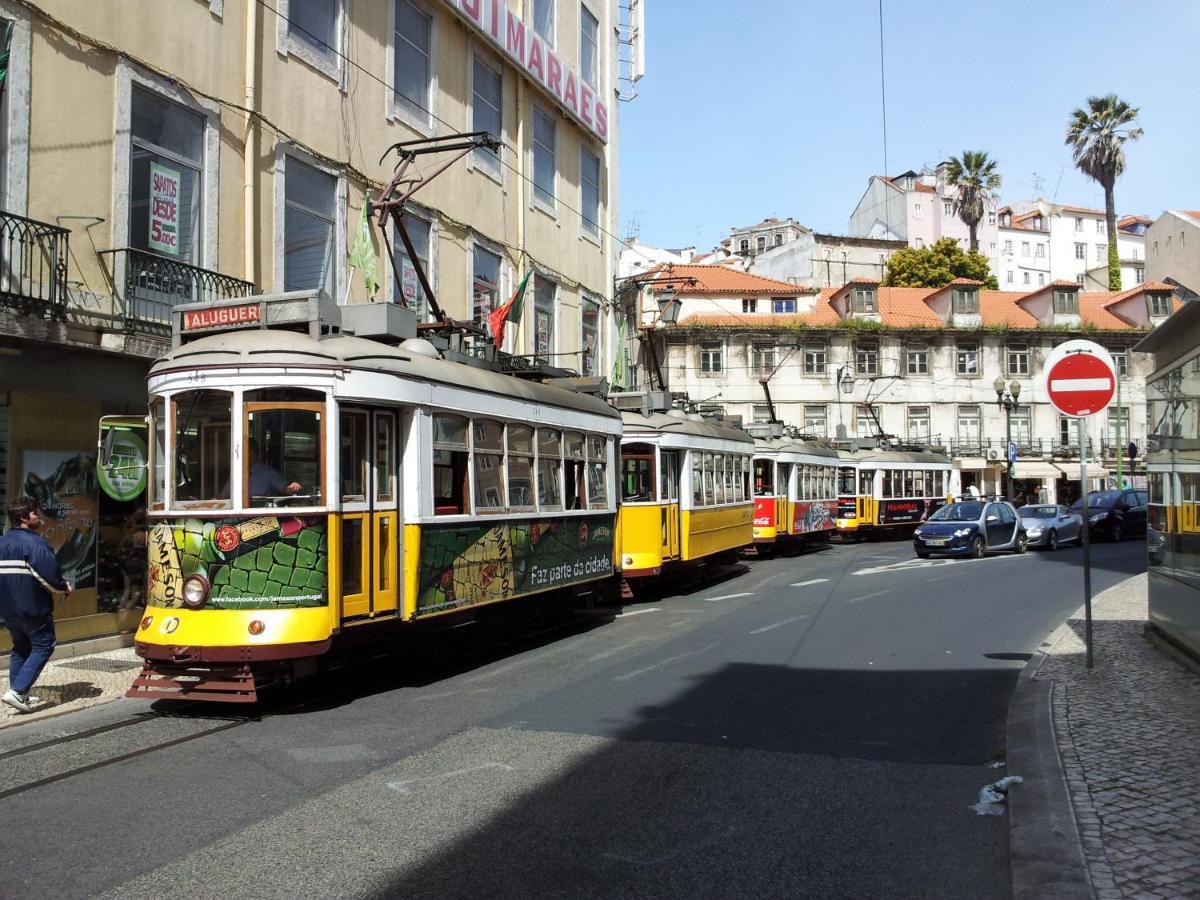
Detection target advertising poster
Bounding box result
[149,161,181,256]
[417,514,615,615]
[792,500,837,534]
[21,450,98,590]
[146,516,327,610]
[96,420,149,614]
[401,256,419,305]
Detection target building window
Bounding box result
[1023,271,1030,285]
[533,274,556,364]
[1074,242,1085,260]
[1107,408,1130,447]
[989,242,996,255]
[855,339,878,375]
[742,298,757,313]
[906,343,928,375]
[773,233,783,246]
[739,239,749,254]
[803,405,827,436]
[988,210,997,225]
[1004,239,1012,254]
[581,295,601,376]
[1136,268,1145,284]
[803,341,826,374]
[283,156,336,294]
[532,107,556,208]
[907,406,930,442]
[914,238,924,249]
[956,341,979,376]
[943,198,953,215]
[1038,272,1045,286]
[1011,408,1031,447]
[1097,220,1106,235]
[1059,415,1080,447]
[952,287,978,314]
[1132,247,1140,261]
[914,203,922,219]
[750,342,775,378]
[394,0,432,122]
[1106,345,1128,376]
[756,236,766,253]
[471,244,501,326]
[1075,274,1086,286]
[1035,243,1045,258]
[580,146,601,236]
[1007,342,1030,376]
[288,0,338,59]
[1020,241,1029,257]
[850,286,877,314]
[1074,217,1084,232]
[130,86,205,264]
[700,340,723,374]
[578,2,599,88]
[1006,271,1013,284]
[1053,289,1078,315]
[1148,293,1172,317]
[1096,244,1106,263]
[532,0,555,45]
[772,298,796,313]
[957,405,981,446]
[393,210,432,320]
[751,404,771,424]
[856,405,879,438]
[471,54,502,178]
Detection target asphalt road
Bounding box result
[0,535,1146,899]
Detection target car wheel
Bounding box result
[970,536,985,559]
[1046,530,1058,551]
[1014,532,1028,554]
[1112,522,1124,543]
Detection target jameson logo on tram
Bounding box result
[148,161,180,256]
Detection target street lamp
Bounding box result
[994,376,1022,500]
[837,366,855,395]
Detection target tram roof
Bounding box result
[150,330,621,420]
[620,410,754,444]
[837,448,951,465]
[754,438,840,460]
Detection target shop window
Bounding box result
[130,86,204,264]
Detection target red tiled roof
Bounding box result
[1141,280,1176,292]
[979,291,1039,328]
[911,182,936,194]
[1182,211,1200,222]
[847,275,881,286]
[1059,204,1105,216]
[645,264,803,296]
[1117,215,1152,228]
[818,286,944,327]
[1079,292,1133,330]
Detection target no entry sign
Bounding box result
[1043,342,1116,418]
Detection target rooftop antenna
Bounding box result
[1025,170,1046,197]
[1051,164,1068,204]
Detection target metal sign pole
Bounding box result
[1080,423,1093,669]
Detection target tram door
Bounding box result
[338,409,400,619]
[660,450,681,559]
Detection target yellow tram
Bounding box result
[617,409,754,582]
[127,293,622,702]
[751,438,840,548]
[835,448,953,538]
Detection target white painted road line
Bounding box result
[854,553,1025,577]
[848,590,889,603]
[750,615,809,635]
[790,578,829,588]
[614,641,720,681]
[704,592,755,603]
[615,607,661,618]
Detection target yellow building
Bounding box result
[0,0,641,645]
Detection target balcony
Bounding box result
[101,247,255,335]
[0,211,70,318]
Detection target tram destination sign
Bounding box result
[182,303,262,333]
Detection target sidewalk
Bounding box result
[0,640,142,729]
[1028,573,1200,899]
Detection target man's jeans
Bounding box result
[6,615,56,695]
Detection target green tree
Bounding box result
[884,238,998,289]
[943,150,1001,253]
[1065,94,1143,290]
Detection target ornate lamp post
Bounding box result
[993,376,1022,500]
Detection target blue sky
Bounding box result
[617,0,1200,251]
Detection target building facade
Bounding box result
[634,264,1176,504]
[0,0,634,646]
[1145,209,1200,293]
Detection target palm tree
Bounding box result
[943,151,1001,253]
[1065,94,1143,290]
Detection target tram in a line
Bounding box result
[125,296,623,702]
[751,438,840,549]
[835,448,954,539]
[617,409,754,582]
[1147,463,1199,566]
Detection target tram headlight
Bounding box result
[181,574,211,609]
[248,620,266,636]
[140,615,153,631]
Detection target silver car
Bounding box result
[1017,504,1082,550]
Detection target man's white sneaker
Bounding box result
[2,689,33,713]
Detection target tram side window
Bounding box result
[660,450,678,502]
[587,434,609,509]
[903,470,914,497]
[702,453,715,506]
[691,452,703,505]
[507,425,534,510]
[735,458,746,502]
[173,389,232,508]
[754,458,774,496]
[340,410,369,502]
[859,469,874,496]
[881,470,892,498]
[245,389,324,508]
[621,453,654,503]
[563,430,585,510]
[474,419,505,511]
[150,396,166,510]
[433,414,470,515]
[742,457,750,501]
[537,429,564,511]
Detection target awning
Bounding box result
[1054,462,1108,479]
[956,458,987,470]
[1013,461,1061,479]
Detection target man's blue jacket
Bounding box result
[0,527,68,619]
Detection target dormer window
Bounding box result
[1000,212,1011,227]
[1053,289,1078,315]
[850,286,877,314]
[951,287,979,315]
[1148,293,1172,318]
[739,239,749,254]
[1032,216,1043,229]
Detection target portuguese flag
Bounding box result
[489,270,531,346]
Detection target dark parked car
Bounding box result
[913,500,1027,559]
[1069,489,1148,542]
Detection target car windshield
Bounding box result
[929,501,984,522]
[1020,506,1060,519]
[1072,491,1120,510]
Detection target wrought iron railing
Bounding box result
[0,210,69,318]
[100,247,254,334]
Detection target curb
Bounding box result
[1007,609,1094,900]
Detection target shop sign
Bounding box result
[401,257,419,304]
[182,304,261,332]
[440,0,609,143]
[149,162,181,256]
[97,425,147,502]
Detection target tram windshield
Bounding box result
[244,389,324,507]
[173,389,232,509]
[838,467,856,496]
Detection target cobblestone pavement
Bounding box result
[1035,573,1200,900]
[0,643,142,729]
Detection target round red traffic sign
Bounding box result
[1046,352,1115,417]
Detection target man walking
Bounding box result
[0,499,71,713]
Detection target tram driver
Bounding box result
[247,438,302,500]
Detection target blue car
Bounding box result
[913,500,1028,559]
